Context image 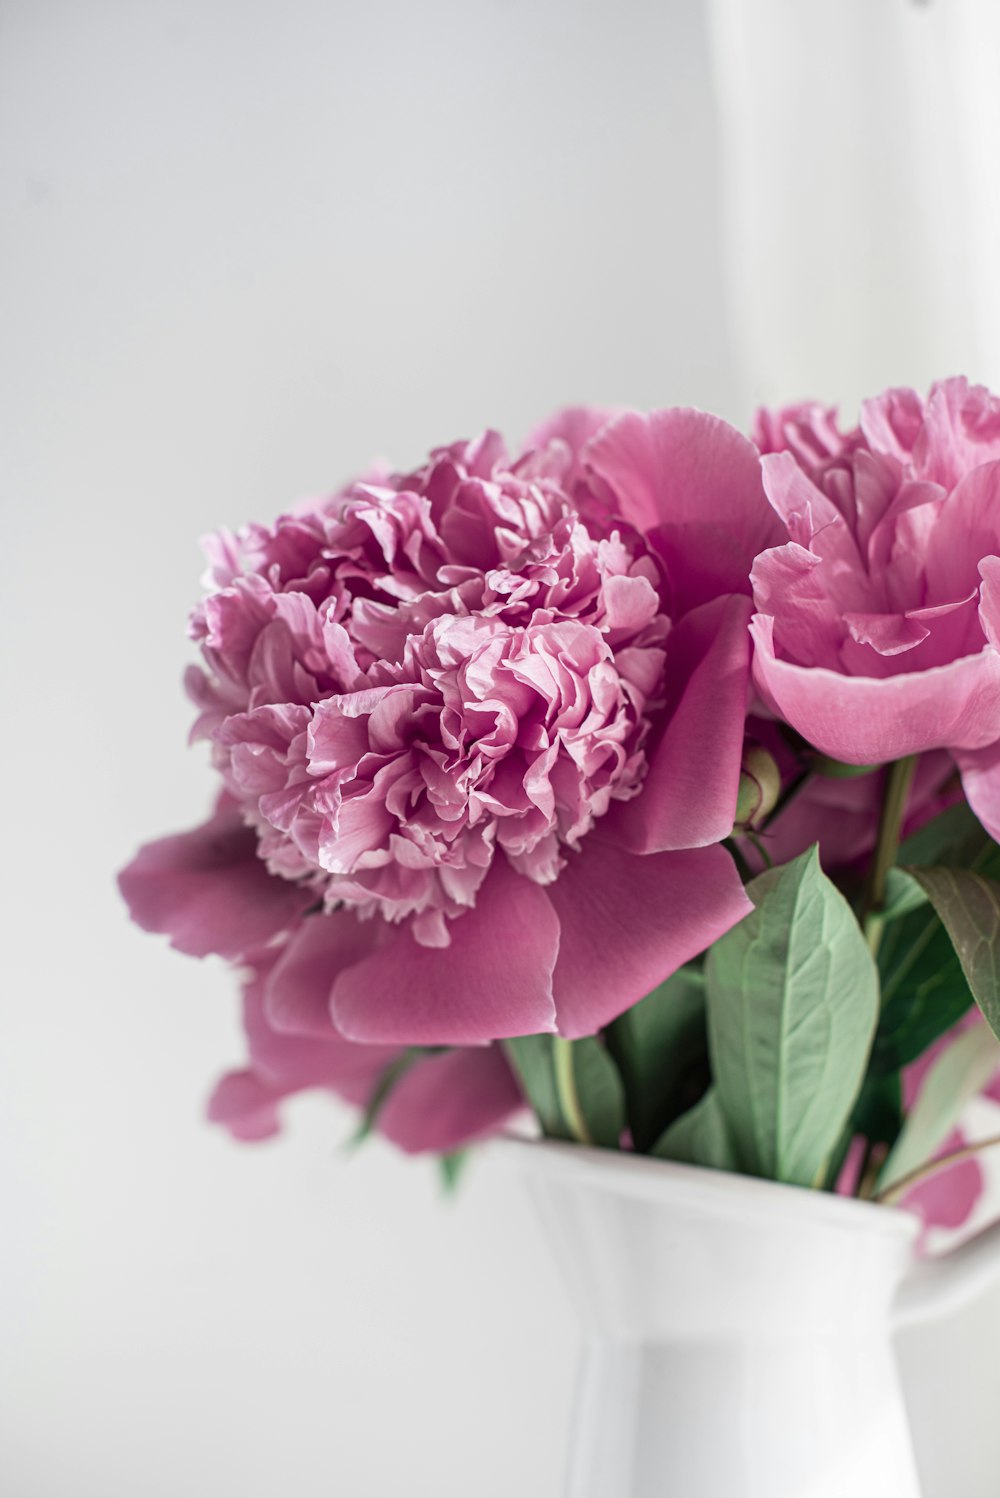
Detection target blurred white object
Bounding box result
[707,0,1000,414]
[512,1138,1000,1498]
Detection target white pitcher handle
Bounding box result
[895,1216,1000,1328]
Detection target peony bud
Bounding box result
[734,745,782,830]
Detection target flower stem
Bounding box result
[862,755,918,954]
[876,1131,1000,1206]
[552,1036,593,1146]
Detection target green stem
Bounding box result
[862,756,918,954]
[761,767,811,829]
[744,830,773,870]
[553,1036,593,1145]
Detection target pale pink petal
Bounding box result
[611,594,752,852]
[546,839,752,1038]
[751,614,1000,762]
[923,462,1000,607]
[330,858,559,1044]
[521,406,618,462]
[859,386,926,466]
[379,1047,523,1154]
[117,799,309,961]
[585,408,781,615]
[978,555,1000,650]
[915,377,1000,486]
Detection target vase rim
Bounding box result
[494,1132,921,1242]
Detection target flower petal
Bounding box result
[379,1047,523,1154]
[611,594,752,851]
[586,408,781,616]
[955,738,1000,841]
[207,1071,285,1142]
[751,614,1000,762]
[264,910,384,1037]
[546,839,752,1038]
[117,798,309,961]
[330,857,559,1044]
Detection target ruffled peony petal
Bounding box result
[117,799,310,961]
[914,378,1000,487]
[751,613,1000,763]
[586,408,782,616]
[546,838,752,1038]
[330,858,559,1044]
[611,594,752,852]
[379,1047,522,1154]
[521,406,617,465]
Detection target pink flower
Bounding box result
[750,378,1000,834]
[740,722,958,876]
[139,409,769,1046]
[207,956,522,1153]
[118,796,312,963]
[897,1017,1000,1239]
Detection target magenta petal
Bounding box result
[330,858,559,1044]
[900,1130,984,1232]
[117,799,309,961]
[956,739,1000,841]
[264,911,382,1037]
[612,594,751,852]
[586,408,781,616]
[242,970,396,1101]
[751,614,1000,762]
[379,1047,523,1154]
[207,1071,284,1142]
[546,839,752,1038]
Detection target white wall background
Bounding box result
[2,2,999,1496]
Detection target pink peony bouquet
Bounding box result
[120,378,1000,1225]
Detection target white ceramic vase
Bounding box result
[509,1138,1000,1498]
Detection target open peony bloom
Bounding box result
[750,378,1000,834]
[123,409,773,1048]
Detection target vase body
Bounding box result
[513,1140,923,1498]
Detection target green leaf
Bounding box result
[604,967,709,1152]
[438,1151,468,1193]
[564,1037,627,1149]
[820,1072,903,1192]
[652,1089,738,1171]
[347,1048,425,1149]
[502,1036,571,1140]
[705,845,880,1187]
[872,904,973,1072]
[881,867,929,922]
[907,866,1000,1040]
[898,801,987,868]
[878,1023,1000,1194]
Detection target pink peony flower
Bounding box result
[134,409,771,1046]
[749,378,1000,833]
[207,956,522,1152]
